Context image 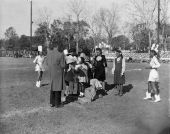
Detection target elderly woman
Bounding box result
[47,43,65,108]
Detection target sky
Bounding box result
[0,0,170,38]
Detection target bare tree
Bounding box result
[128,0,157,48]
[36,7,52,25]
[160,0,170,25]
[35,7,53,48]
[160,0,170,51]
[35,7,53,37]
[67,0,87,53]
[96,4,119,45]
[87,13,103,48]
[128,0,170,51]
[67,0,86,21]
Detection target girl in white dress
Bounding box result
[144,50,161,102]
[33,51,46,87]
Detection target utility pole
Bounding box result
[29,0,33,52]
[157,0,160,44]
[76,16,80,54]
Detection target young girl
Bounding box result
[64,49,78,96]
[33,51,45,87]
[65,55,78,96]
[144,50,161,102]
[75,57,88,97]
[93,48,107,91]
[112,49,125,96]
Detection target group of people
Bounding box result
[33,43,161,108]
[46,46,110,107]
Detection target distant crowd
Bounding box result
[1,49,170,63]
[0,50,38,58]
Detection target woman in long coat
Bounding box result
[93,48,107,90]
[47,45,65,108]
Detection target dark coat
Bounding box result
[47,48,65,91]
[94,55,107,81]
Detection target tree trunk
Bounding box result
[148,31,151,53]
[162,24,166,52]
[76,15,80,54]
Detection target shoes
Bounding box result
[36,81,41,88]
[50,104,64,108]
[153,94,161,102]
[55,104,64,108]
[143,91,152,100]
[36,81,39,87]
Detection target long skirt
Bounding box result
[50,91,61,106]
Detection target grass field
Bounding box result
[0,57,170,134]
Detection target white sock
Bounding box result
[154,94,161,102]
[36,81,39,87]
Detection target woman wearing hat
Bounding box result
[93,48,107,91]
[33,46,46,88]
[112,49,125,96]
[64,55,77,96]
[144,49,161,102]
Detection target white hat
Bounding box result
[38,46,42,52]
[63,49,68,55]
[66,55,77,64]
[151,43,158,53]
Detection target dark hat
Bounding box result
[114,48,122,53]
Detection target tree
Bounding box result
[35,7,53,49]
[50,19,67,51]
[111,35,130,50]
[160,0,170,51]
[68,0,86,22]
[95,4,119,45]
[62,20,90,50]
[128,0,157,49]
[63,21,75,49]
[19,35,31,50]
[34,21,50,46]
[67,0,87,53]
[4,27,19,50]
[130,24,151,52]
[5,27,18,40]
[0,39,5,49]
[88,14,103,48]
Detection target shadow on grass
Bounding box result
[105,83,116,92]
[63,94,79,105]
[41,83,49,87]
[123,84,133,95]
[105,83,133,95]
